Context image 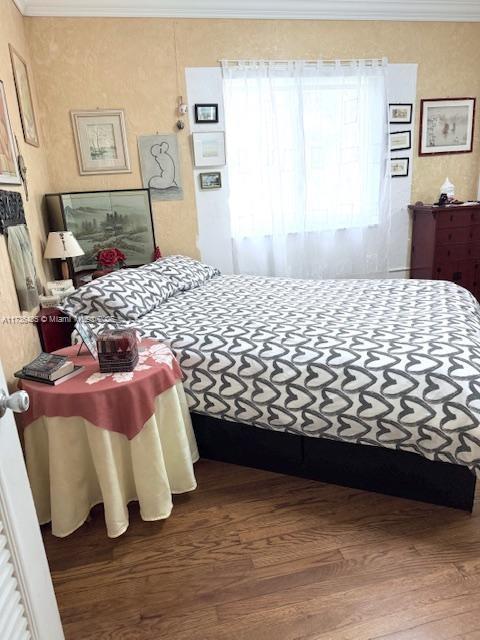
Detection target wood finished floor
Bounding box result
[42,460,480,640]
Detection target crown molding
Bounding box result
[12,0,28,14]
[19,0,480,21]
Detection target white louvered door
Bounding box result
[0,359,64,640]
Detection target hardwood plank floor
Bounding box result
[42,460,480,640]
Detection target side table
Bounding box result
[18,340,198,537]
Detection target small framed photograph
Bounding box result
[75,317,98,359]
[419,97,476,156]
[71,109,131,175]
[192,132,226,167]
[390,157,409,178]
[195,104,218,123]
[389,103,412,124]
[199,171,222,190]
[390,130,411,152]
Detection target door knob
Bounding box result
[0,390,29,418]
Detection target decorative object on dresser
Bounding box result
[45,189,156,281]
[409,201,480,299]
[388,103,412,124]
[419,98,475,156]
[70,109,130,175]
[44,231,84,280]
[0,81,21,184]
[9,44,40,147]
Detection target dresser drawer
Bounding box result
[434,259,475,289]
[436,226,472,245]
[435,244,473,263]
[436,210,473,229]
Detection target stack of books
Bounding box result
[15,353,83,386]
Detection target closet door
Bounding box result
[0,359,64,640]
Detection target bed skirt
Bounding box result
[191,413,476,512]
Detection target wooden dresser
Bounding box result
[409,202,480,300]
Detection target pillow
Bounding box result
[60,268,177,321]
[141,255,220,292]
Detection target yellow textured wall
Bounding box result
[25,17,480,261]
[0,0,52,384]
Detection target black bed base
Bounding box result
[191,413,476,512]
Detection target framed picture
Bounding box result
[192,132,226,167]
[138,134,183,201]
[75,317,98,359]
[195,104,219,123]
[419,98,476,156]
[9,45,40,147]
[389,103,412,125]
[199,171,222,190]
[71,109,131,175]
[390,130,411,152]
[46,188,155,274]
[0,81,21,185]
[391,157,409,178]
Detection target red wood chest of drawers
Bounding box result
[409,202,480,300]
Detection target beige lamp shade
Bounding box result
[44,232,84,259]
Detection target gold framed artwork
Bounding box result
[9,44,39,147]
[0,81,21,185]
[71,109,131,175]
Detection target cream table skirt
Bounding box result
[24,381,199,538]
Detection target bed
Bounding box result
[60,256,480,510]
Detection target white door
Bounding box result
[0,359,64,640]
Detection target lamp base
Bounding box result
[60,260,70,280]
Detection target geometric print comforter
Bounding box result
[83,274,480,476]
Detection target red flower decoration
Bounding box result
[97,248,126,268]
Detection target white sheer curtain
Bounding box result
[222,59,391,279]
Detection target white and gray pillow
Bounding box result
[141,255,220,292]
[60,268,177,320]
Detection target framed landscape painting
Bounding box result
[9,44,39,147]
[0,81,21,185]
[71,109,131,175]
[53,189,155,273]
[419,98,475,156]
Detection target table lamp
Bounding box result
[44,231,84,280]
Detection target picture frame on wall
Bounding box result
[0,81,21,185]
[192,132,226,167]
[195,104,219,124]
[390,157,409,178]
[199,171,222,190]
[419,97,476,156]
[390,130,411,152]
[388,103,413,125]
[9,45,40,148]
[71,109,131,175]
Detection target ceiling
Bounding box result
[13,0,480,21]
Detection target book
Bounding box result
[22,353,73,381]
[15,365,84,386]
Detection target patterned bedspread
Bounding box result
[84,275,480,475]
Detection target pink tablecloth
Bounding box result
[19,340,182,440]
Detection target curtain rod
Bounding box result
[220,58,387,66]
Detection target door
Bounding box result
[0,359,64,640]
